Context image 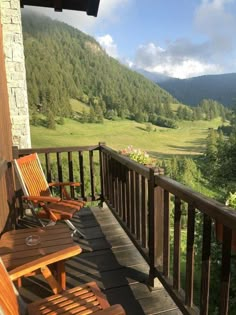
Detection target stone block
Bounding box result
[4,46,13,60]
[12,44,24,61]
[1,1,11,9]
[14,33,23,43]
[5,8,19,16]
[3,23,21,33]
[1,15,12,24]
[14,62,24,72]
[10,71,25,81]
[10,0,20,9]
[11,15,20,24]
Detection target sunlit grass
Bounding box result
[31,115,223,158]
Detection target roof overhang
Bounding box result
[20,0,100,17]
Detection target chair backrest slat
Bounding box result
[0,260,19,315]
[14,153,51,197]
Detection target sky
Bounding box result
[24,0,236,79]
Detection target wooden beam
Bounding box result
[54,0,62,12]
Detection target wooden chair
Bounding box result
[13,153,86,237]
[0,258,126,315]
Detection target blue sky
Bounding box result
[25,0,236,78]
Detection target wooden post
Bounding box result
[12,146,19,159]
[98,142,106,207]
[148,167,164,287]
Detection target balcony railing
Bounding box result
[13,143,236,315]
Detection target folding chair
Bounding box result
[0,258,126,315]
[13,153,86,237]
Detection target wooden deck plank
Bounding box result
[106,284,180,315]
[16,206,181,315]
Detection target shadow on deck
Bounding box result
[19,206,182,315]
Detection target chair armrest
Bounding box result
[22,196,61,203]
[9,245,82,281]
[94,305,126,315]
[49,182,81,187]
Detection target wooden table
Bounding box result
[0,224,82,291]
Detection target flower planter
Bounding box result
[215,221,236,252]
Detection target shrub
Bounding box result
[119,145,156,166]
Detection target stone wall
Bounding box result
[0,0,31,148]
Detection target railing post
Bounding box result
[12,146,19,159]
[98,142,106,207]
[148,167,164,287]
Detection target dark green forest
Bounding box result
[22,13,176,121]
[157,73,236,107]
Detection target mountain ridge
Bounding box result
[138,69,236,107]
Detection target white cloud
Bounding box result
[133,42,222,79]
[151,59,222,79]
[131,0,236,78]
[97,34,118,58]
[194,0,236,54]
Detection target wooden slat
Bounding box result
[45,153,52,183]
[141,176,148,248]
[148,168,155,283]
[135,173,141,240]
[111,158,115,208]
[163,190,170,277]
[56,152,63,197]
[103,153,108,200]
[173,196,181,291]
[89,150,95,200]
[200,214,212,315]
[114,160,119,213]
[68,151,74,198]
[126,169,131,229]
[219,226,232,315]
[121,165,127,222]
[79,151,85,199]
[108,156,113,205]
[185,204,195,307]
[118,162,122,217]
[130,170,135,234]
[99,143,105,203]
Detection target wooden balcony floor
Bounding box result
[19,206,182,315]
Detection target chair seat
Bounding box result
[38,201,82,220]
[27,282,110,315]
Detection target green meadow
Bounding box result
[30,99,224,158]
[31,119,222,158]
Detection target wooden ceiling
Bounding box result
[20,0,100,17]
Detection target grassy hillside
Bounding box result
[22,13,176,121]
[31,112,223,158]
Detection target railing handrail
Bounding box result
[15,145,100,156]
[100,145,151,179]
[156,174,236,231]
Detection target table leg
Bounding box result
[41,266,62,294]
[56,260,66,290]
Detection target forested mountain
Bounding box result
[22,13,176,120]
[155,73,236,107]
